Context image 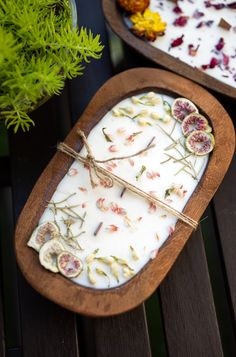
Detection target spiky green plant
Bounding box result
[0,0,103,132]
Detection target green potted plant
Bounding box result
[0,0,103,132]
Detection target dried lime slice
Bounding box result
[39,239,64,273]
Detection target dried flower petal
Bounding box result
[107,224,119,233]
[87,266,96,285]
[110,202,127,215]
[173,16,189,27]
[173,5,183,14]
[170,34,184,48]
[215,37,225,51]
[192,9,204,19]
[68,168,78,176]
[108,144,119,152]
[86,248,99,264]
[150,249,159,260]
[168,226,175,235]
[148,202,157,214]
[78,187,87,193]
[96,198,109,212]
[146,171,160,179]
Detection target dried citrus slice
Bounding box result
[39,239,64,273]
[27,222,59,252]
[181,113,212,136]
[186,130,215,156]
[57,251,83,278]
[171,97,198,122]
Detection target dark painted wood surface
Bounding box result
[160,229,223,357]
[213,153,236,322]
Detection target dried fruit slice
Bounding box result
[186,130,214,156]
[171,97,198,122]
[27,222,59,252]
[39,239,64,273]
[57,252,83,278]
[181,113,212,136]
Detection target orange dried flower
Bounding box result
[130,8,166,41]
[117,0,150,14]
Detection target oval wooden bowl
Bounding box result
[15,68,235,317]
[102,0,236,99]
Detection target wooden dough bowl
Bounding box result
[15,68,235,317]
[102,0,236,99]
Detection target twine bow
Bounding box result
[57,129,198,229]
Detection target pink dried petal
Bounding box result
[193,9,204,19]
[173,5,183,14]
[149,191,157,197]
[209,57,219,68]
[228,2,236,9]
[196,20,214,28]
[205,1,225,9]
[168,226,175,235]
[108,145,118,152]
[148,202,157,214]
[222,53,230,66]
[202,57,219,70]
[173,16,189,27]
[215,37,225,51]
[128,159,135,167]
[100,179,112,188]
[165,198,173,204]
[107,224,119,233]
[78,187,87,193]
[68,168,78,176]
[110,202,127,215]
[150,249,159,260]
[146,171,160,179]
[116,127,126,135]
[96,198,109,212]
[170,34,184,48]
[84,163,90,170]
[105,161,117,172]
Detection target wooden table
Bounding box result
[0,1,235,356]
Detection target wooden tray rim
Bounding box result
[102,0,236,99]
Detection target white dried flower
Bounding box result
[87,266,96,285]
[151,112,161,120]
[146,91,156,99]
[162,114,171,123]
[138,109,149,117]
[130,246,139,261]
[110,262,119,282]
[119,106,134,115]
[112,108,122,117]
[131,96,140,104]
[123,266,135,278]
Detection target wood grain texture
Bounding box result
[213,152,236,323]
[102,0,236,99]
[10,94,80,357]
[15,68,235,316]
[93,305,151,357]
[160,228,223,357]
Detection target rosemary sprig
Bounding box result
[136,165,146,181]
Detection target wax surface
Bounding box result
[32,93,209,288]
[133,0,236,88]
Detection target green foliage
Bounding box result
[0,0,103,133]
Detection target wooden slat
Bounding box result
[0,285,5,357]
[9,94,79,357]
[213,152,236,322]
[93,305,151,357]
[160,228,223,357]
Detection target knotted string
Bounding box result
[57,129,198,229]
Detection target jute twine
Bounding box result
[57,129,198,229]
